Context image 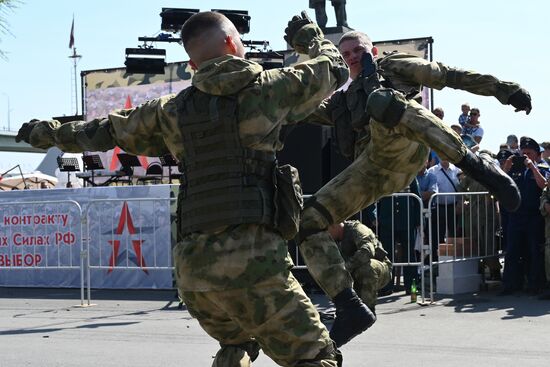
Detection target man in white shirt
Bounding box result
[428,160,462,248]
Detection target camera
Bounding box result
[508,154,526,176]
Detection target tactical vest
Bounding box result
[336,53,421,158]
[175,87,275,235]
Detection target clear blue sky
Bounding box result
[0,0,548,172]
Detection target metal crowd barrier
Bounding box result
[426,191,501,301]
[83,198,176,304]
[0,200,86,304]
[288,191,500,304]
[373,193,427,303]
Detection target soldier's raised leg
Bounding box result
[367,89,521,211]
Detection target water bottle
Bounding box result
[410,279,417,303]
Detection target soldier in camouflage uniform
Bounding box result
[328,220,392,312]
[539,181,550,300]
[296,30,532,346]
[16,11,348,367]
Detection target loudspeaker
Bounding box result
[277,124,354,194]
[277,124,331,194]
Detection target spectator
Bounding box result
[538,180,550,300]
[377,180,421,296]
[501,137,549,295]
[433,107,445,120]
[496,148,515,254]
[428,149,440,168]
[428,159,462,248]
[459,153,501,280]
[450,124,462,135]
[462,107,484,144]
[458,103,470,126]
[541,141,550,164]
[417,160,438,261]
[506,134,519,153]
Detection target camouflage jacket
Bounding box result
[303,52,523,158]
[26,37,349,291]
[339,220,390,272]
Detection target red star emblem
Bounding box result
[107,202,148,274]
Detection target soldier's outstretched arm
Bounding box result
[16,95,175,156]
[255,11,349,124]
[378,53,532,114]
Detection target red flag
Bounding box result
[69,17,75,48]
[109,95,150,171]
[124,95,132,109]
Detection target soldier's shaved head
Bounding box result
[180,11,245,68]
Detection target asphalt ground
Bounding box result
[1,285,550,367]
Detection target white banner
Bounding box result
[0,185,175,289]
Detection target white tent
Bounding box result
[0,171,58,190]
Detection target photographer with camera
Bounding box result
[501,137,549,295]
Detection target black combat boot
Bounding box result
[329,288,376,347]
[455,150,521,212]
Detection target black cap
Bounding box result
[520,136,540,152]
[496,149,513,161]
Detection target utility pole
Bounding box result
[1,92,11,131]
[68,47,82,115]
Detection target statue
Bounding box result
[309,0,348,28]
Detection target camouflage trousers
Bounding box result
[300,99,466,298]
[180,271,339,367]
[347,250,392,311]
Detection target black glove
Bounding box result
[507,88,532,114]
[15,119,40,143]
[284,10,314,47]
[360,52,377,78]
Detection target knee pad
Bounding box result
[366,88,407,128]
[297,196,334,245]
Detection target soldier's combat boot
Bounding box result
[329,288,376,347]
[455,150,521,212]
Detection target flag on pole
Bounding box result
[69,17,75,48]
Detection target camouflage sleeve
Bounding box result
[255,38,349,124]
[343,220,375,253]
[379,53,522,105]
[28,95,176,156]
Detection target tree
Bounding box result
[0,0,18,60]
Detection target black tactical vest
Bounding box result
[336,53,421,158]
[175,87,275,235]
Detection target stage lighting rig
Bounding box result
[212,9,250,34]
[245,50,284,70]
[160,8,199,33]
[124,47,167,74]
